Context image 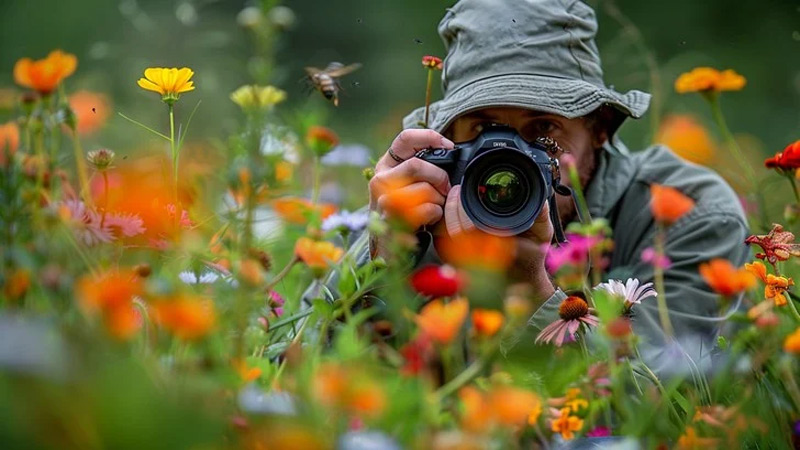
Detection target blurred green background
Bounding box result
[1,0,799,186]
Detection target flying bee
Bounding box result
[304,62,362,106]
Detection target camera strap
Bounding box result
[548,193,567,245]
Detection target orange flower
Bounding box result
[0,121,19,167]
[699,259,756,297]
[76,269,144,339]
[306,126,339,157]
[436,230,516,271]
[415,297,469,345]
[233,358,262,383]
[68,90,111,135]
[764,140,800,172]
[677,426,719,449]
[275,160,293,183]
[3,269,30,301]
[295,237,344,269]
[745,261,794,306]
[784,328,800,354]
[272,197,336,224]
[313,363,386,418]
[489,386,541,428]
[422,55,443,70]
[551,407,584,441]
[458,386,493,433]
[650,184,694,225]
[471,309,505,337]
[152,294,216,341]
[654,115,715,165]
[14,50,77,95]
[675,67,746,94]
[563,388,589,413]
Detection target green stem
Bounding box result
[788,175,800,205]
[433,355,487,402]
[424,69,433,128]
[786,294,800,323]
[311,156,321,205]
[169,103,178,205]
[568,164,592,224]
[265,256,299,292]
[653,224,674,337]
[100,170,109,226]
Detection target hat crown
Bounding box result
[438,0,605,96]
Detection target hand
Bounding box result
[436,185,556,300]
[368,129,455,257]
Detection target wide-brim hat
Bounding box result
[403,0,651,136]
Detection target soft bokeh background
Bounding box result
[1,0,799,210]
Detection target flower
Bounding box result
[586,426,611,437]
[414,297,469,345]
[594,278,656,311]
[306,126,339,157]
[230,84,286,110]
[68,90,111,135]
[545,233,602,273]
[535,296,599,346]
[674,67,746,94]
[268,290,285,317]
[471,309,505,337]
[563,388,589,413]
[14,50,77,95]
[654,115,715,165]
[745,261,794,307]
[641,246,671,269]
[137,67,195,103]
[178,271,222,284]
[677,426,719,449]
[86,148,115,170]
[104,212,146,238]
[313,363,386,419]
[321,210,369,233]
[76,269,144,339]
[699,259,756,296]
[551,407,584,441]
[3,269,30,302]
[745,223,800,265]
[152,294,216,340]
[410,265,464,298]
[0,121,19,167]
[421,55,443,70]
[58,200,114,246]
[400,334,433,376]
[233,358,262,383]
[764,140,800,172]
[272,197,336,224]
[650,184,694,225]
[295,237,344,270]
[436,230,516,272]
[320,143,372,167]
[489,386,541,428]
[784,328,800,354]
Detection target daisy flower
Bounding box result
[535,296,599,347]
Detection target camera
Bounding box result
[416,124,562,237]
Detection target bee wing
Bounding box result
[325,63,362,78]
[305,66,323,76]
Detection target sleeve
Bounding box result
[527,288,568,330]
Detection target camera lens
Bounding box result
[477,167,528,215]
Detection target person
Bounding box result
[323,0,749,375]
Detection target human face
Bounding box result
[444,106,607,224]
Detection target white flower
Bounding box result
[595,278,656,309]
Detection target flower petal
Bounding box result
[137,78,164,94]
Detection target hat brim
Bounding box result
[402,73,650,134]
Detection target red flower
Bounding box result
[400,334,433,376]
[421,55,443,70]
[410,264,463,297]
[745,223,800,265]
[764,140,800,171]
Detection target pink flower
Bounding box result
[545,233,600,273]
[268,290,285,317]
[59,200,114,246]
[535,296,599,346]
[587,426,611,437]
[105,212,146,237]
[641,247,671,269]
[166,203,194,229]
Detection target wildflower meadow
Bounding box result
[1,1,800,449]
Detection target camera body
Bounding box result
[416,125,561,236]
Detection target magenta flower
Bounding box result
[268,290,285,317]
[641,247,671,269]
[545,233,600,273]
[587,426,611,437]
[535,296,599,346]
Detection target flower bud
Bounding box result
[87,148,115,170]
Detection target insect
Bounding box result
[92,107,96,113]
[304,62,362,106]
[414,38,423,44]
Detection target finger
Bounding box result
[407,203,445,228]
[377,129,455,170]
[444,185,475,236]
[377,182,446,212]
[383,157,451,196]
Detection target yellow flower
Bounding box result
[654,115,716,165]
[675,67,746,94]
[551,407,584,441]
[230,84,286,110]
[137,67,195,103]
[745,261,794,307]
[784,328,800,354]
[14,50,77,95]
[294,237,344,270]
[564,388,589,413]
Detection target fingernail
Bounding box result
[441,137,455,149]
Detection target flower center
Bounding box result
[558,296,589,321]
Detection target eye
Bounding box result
[527,119,558,135]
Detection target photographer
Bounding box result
[366,0,749,374]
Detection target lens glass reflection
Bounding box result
[478,168,526,215]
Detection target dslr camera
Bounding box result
[416,124,565,237]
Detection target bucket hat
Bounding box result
[402,0,651,137]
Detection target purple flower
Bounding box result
[545,233,600,273]
[641,247,671,269]
[321,210,369,233]
[586,426,611,437]
[536,296,599,347]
